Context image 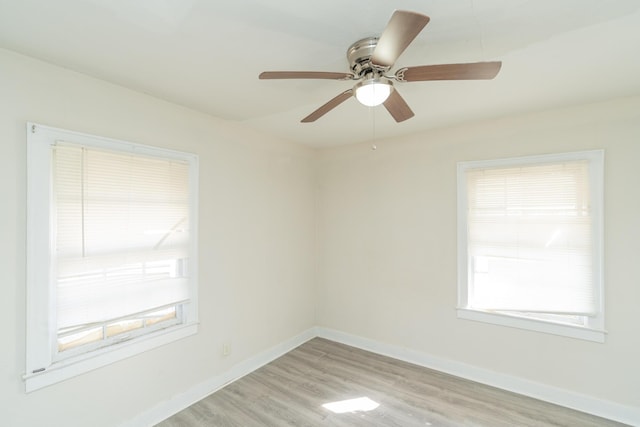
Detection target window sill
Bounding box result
[24,322,198,392]
[457,308,606,343]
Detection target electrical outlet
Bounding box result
[222,343,231,357]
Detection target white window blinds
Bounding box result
[53,143,191,331]
[465,160,596,315]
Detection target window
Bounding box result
[26,123,198,391]
[457,150,604,342]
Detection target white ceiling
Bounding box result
[1,0,640,147]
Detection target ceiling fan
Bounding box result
[259,10,501,123]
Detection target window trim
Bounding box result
[456,150,605,342]
[25,122,199,392]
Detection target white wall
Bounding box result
[317,96,640,412]
[0,48,317,427]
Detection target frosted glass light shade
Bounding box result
[354,80,392,107]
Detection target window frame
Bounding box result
[25,122,199,392]
[456,150,605,342]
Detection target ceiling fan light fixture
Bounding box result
[354,78,392,107]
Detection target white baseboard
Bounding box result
[122,327,639,426]
[120,328,316,427]
[315,327,640,426]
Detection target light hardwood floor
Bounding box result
[157,338,628,426]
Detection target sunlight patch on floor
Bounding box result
[322,397,380,414]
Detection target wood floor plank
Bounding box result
[157,338,628,427]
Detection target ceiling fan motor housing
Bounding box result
[347,37,389,78]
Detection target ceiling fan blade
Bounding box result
[383,89,414,123]
[371,10,430,69]
[301,89,353,123]
[259,71,353,80]
[397,61,502,82]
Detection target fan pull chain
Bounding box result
[371,106,377,151]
